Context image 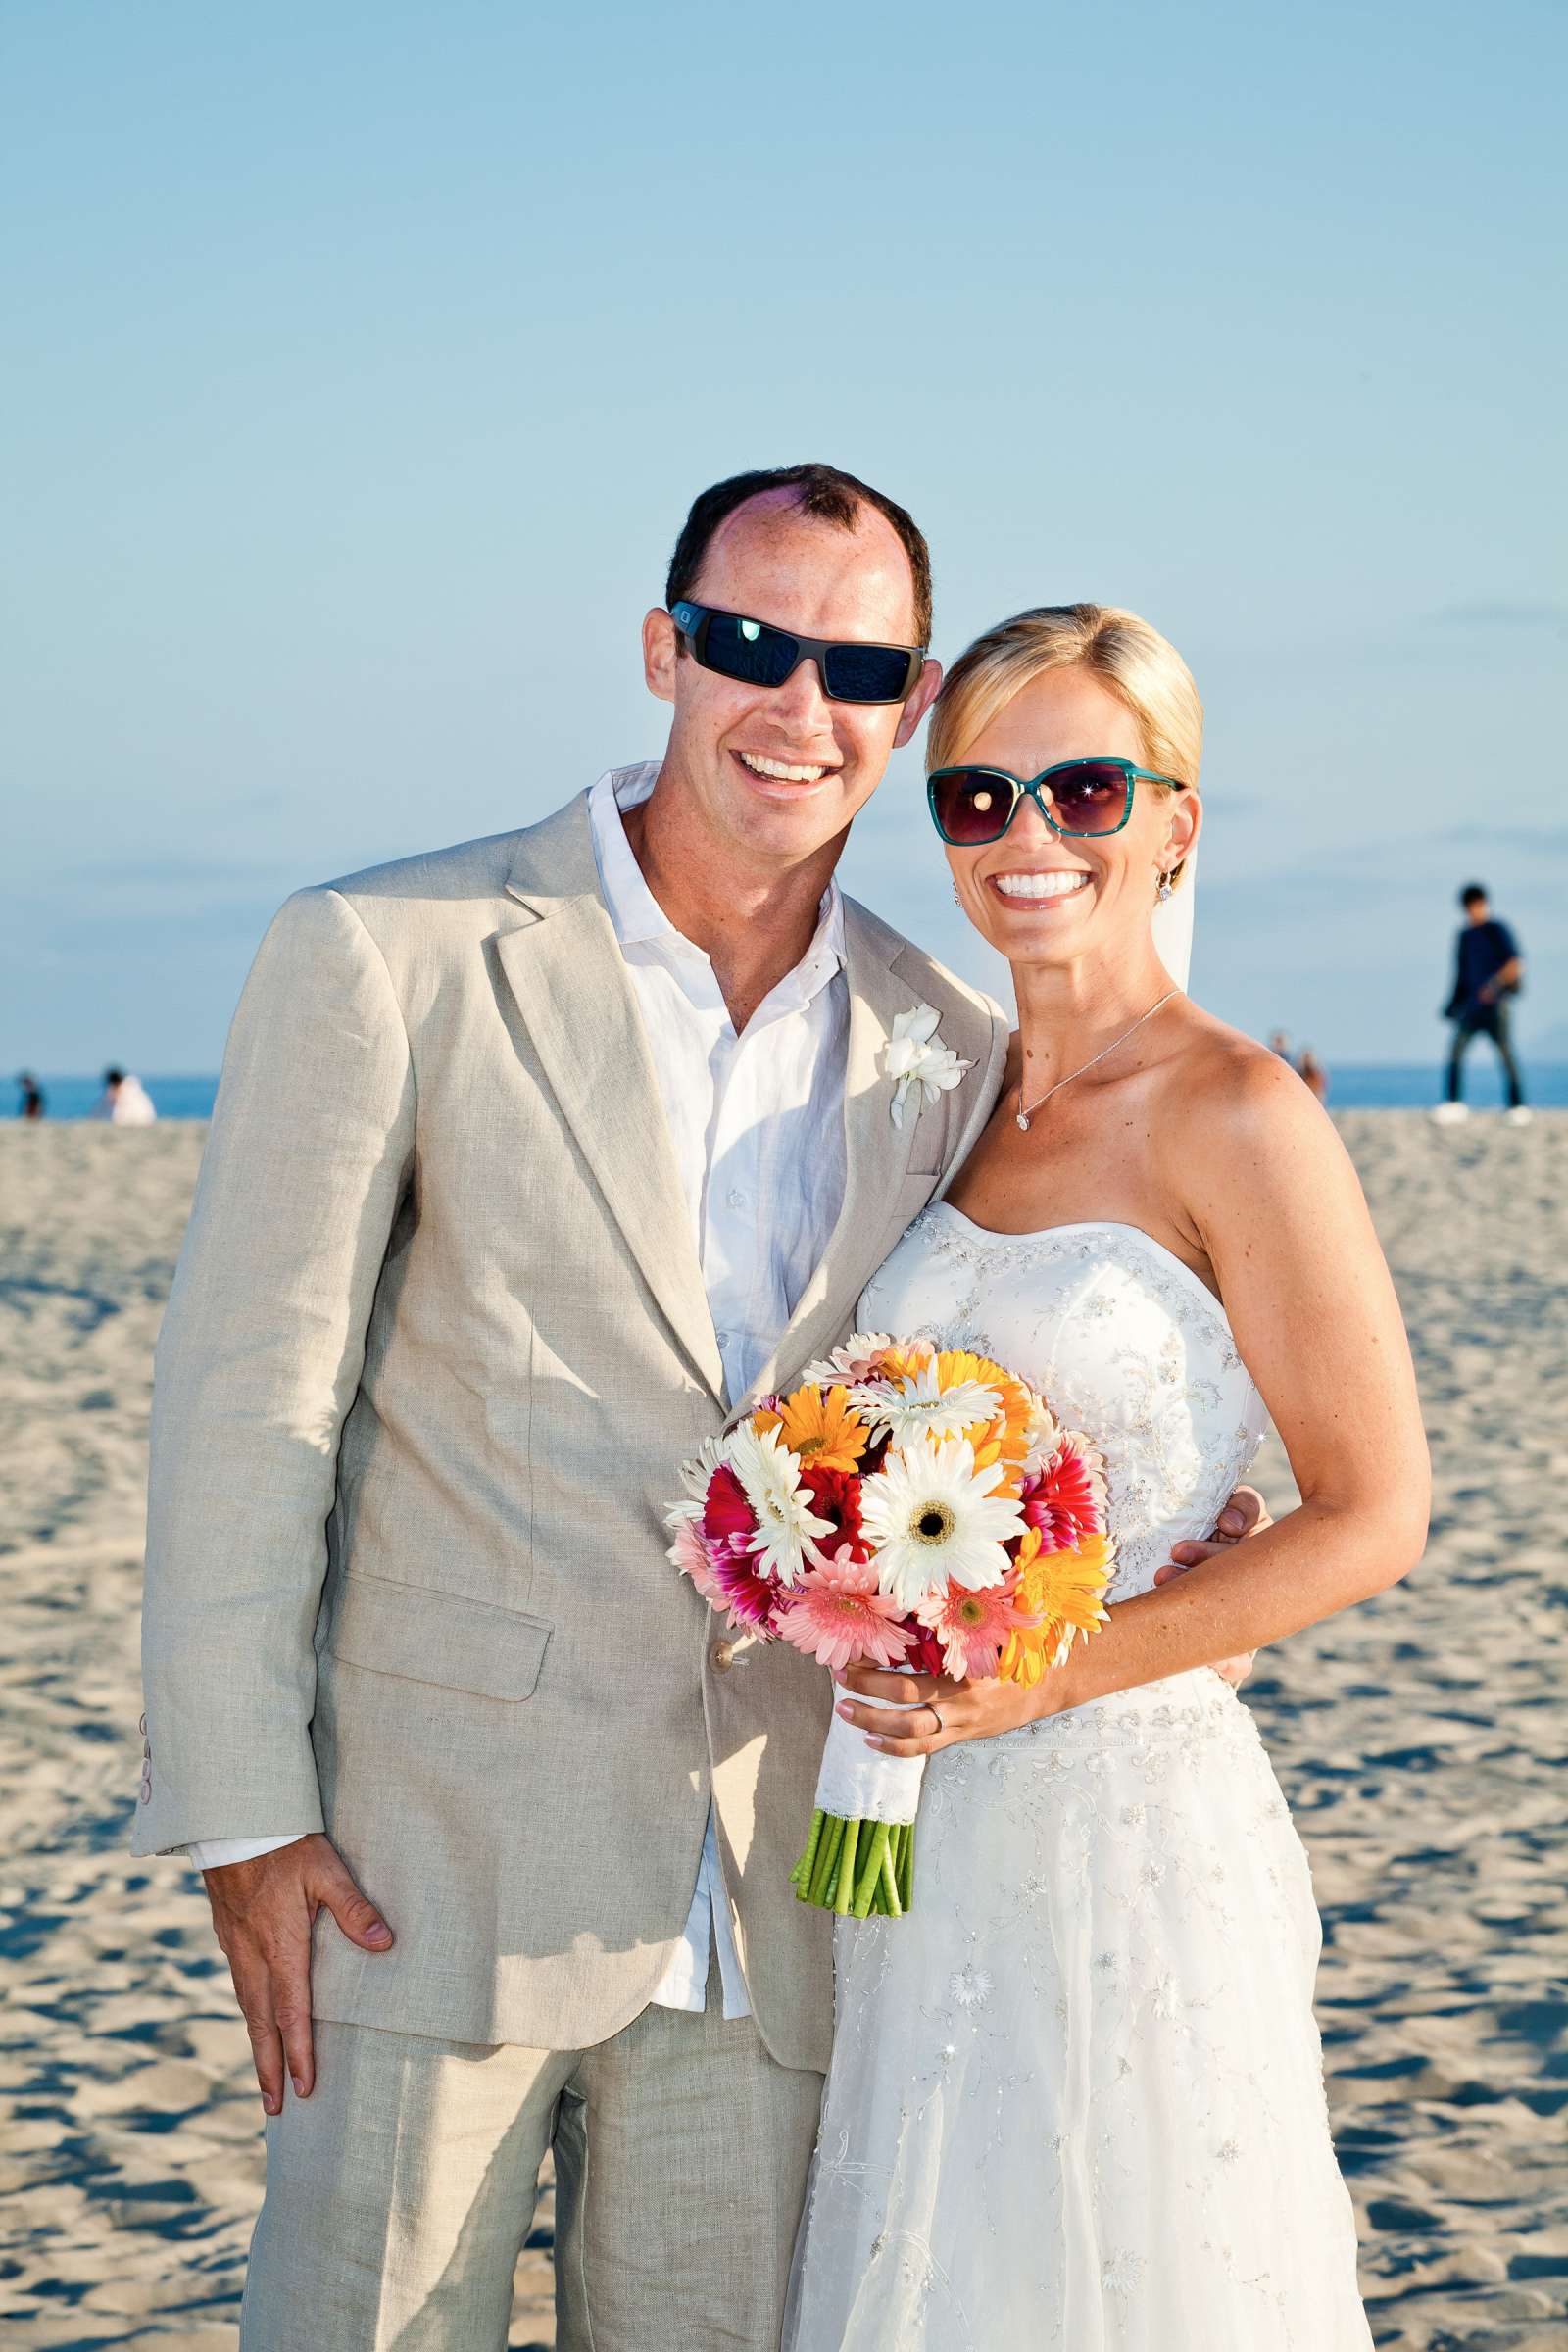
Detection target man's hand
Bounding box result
[203,1833,393,2114]
[1153,1483,1272,1690]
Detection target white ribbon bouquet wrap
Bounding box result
[667,1335,1114,1918]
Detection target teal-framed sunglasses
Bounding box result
[927,756,1187,845]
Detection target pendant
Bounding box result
[1016,1112,1031,1132]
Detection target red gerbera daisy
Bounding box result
[706,1462,757,1544]
[1019,1437,1107,1552]
[800,1463,867,1558]
[905,1620,949,1678]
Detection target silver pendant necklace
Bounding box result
[1015,989,1181,1132]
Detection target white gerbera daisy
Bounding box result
[800,1332,897,1387]
[860,1435,1026,1610]
[727,1420,837,1588]
[1018,1396,1062,1475]
[673,1432,729,1514]
[851,1360,1004,1446]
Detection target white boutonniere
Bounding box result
[882,1004,972,1129]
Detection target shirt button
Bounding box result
[138,1712,147,1736]
[726,1189,747,1210]
[710,1640,735,1672]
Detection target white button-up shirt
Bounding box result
[590,761,849,2017]
[190,763,853,2025]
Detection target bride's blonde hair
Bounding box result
[927,604,1203,887]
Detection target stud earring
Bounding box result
[953,886,962,906]
[1156,871,1174,904]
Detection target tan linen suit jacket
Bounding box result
[134,791,1010,2073]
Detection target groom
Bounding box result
[135,463,1262,2349]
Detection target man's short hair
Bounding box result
[665,464,933,648]
[1459,883,1489,908]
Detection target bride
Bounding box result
[784,604,1430,2349]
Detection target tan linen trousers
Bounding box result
[238,1994,823,2351]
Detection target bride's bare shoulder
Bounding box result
[1161,1007,1337,1152]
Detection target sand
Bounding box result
[1,1114,1564,2348]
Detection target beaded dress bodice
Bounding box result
[860,1204,1270,1606]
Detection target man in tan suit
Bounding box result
[136,465,1259,2349]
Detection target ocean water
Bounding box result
[15,1063,1568,1120]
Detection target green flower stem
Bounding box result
[852,1821,890,1918]
[816,1816,845,1906]
[791,1809,824,1892]
[794,1812,918,1914]
[808,1813,843,1906]
[817,1815,841,1909]
[834,1819,859,1913]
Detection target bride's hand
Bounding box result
[1156,1482,1273,1689]
[833,1664,1053,1757]
[836,1484,1278,1748]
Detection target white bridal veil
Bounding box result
[1150,848,1197,991]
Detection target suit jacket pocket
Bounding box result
[326,1572,553,1700]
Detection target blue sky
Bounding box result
[4,0,1563,1070]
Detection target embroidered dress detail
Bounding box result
[784,1207,1373,2351]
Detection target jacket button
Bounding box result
[710,1639,735,1672]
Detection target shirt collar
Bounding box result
[587,762,846,1001]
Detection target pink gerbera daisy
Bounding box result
[668,1513,726,1608]
[914,1575,1038,1679]
[706,1462,758,1544]
[706,1533,781,1632]
[776,1550,915,1673]
[1018,1436,1107,1552]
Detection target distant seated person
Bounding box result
[92,1066,158,1125]
[1437,884,1528,1124]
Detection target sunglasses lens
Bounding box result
[1047,761,1131,833]
[700,612,799,689]
[820,643,914,703]
[931,771,1015,844]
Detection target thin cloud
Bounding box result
[63,858,309,888]
[1433,825,1568,857]
[1426,601,1568,632]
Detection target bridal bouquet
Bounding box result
[666,1336,1113,1917]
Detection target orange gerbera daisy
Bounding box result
[999,1528,1114,1686]
[874,1340,936,1385]
[933,1349,1037,1485]
[757,1383,869,1473]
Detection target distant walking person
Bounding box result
[92,1067,158,1125]
[17,1072,46,1119]
[1436,885,1529,1125]
[1297,1046,1329,1102]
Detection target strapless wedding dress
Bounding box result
[785,1206,1372,2351]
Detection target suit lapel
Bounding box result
[494,798,725,1405]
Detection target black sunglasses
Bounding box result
[669,600,925,706]
[927,757,1187,845]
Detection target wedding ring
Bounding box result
[925,1703,944,1736]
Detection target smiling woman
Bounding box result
[788,594,1430,2351]
[928,603,1202,891]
